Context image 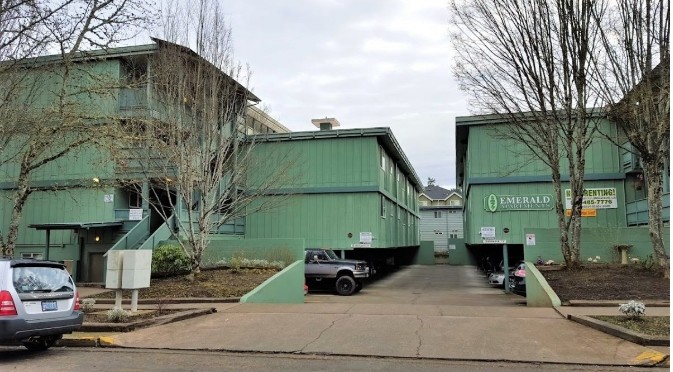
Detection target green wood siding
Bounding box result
[466,119,621,181]
[246,135,420,250]
[464,180,627,245]
[0,188,117,245]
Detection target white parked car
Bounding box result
[0,259,84,350]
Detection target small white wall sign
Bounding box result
[526,234,536,246]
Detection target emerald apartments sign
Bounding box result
[484,194,553,212]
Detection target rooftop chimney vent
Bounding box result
[311,117,341,131]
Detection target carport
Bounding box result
[28,221,123,280]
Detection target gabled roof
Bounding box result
[421,185,462,201]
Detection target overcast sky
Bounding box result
[147,1,470,189]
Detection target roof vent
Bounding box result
[311,117,341,131]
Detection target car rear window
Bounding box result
[13,266,74,293]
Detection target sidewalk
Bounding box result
[63,298,670,367]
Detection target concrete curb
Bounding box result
[59,308,217,347]
[566,300,669,307]
[87,297,240,304]
[568,314,669,346]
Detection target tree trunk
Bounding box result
[552,170,574,267]
[643,160,669,278]
[3,162,33,257]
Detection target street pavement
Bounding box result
[74,265,670,367]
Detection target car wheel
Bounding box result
[335,275,356,296]
[23,336,58,351]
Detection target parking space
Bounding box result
[306,265,526,307]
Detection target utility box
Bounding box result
[105,250,124,289]
[121,250,152,289]
[105,250,151,289]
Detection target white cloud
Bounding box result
[361,38,410,53]
[217,0,467,187]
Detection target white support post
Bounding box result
[131,289,139,312]
[115,290,123,308]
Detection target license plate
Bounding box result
[41,300,57,312]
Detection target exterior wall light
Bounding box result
[95,235,101,242]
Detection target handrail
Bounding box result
[106,214,150,254]
[138,214,175,250]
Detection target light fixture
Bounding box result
[92,177,100,183]
[95,235,100,242]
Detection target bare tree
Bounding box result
[0,0,151,256]
[116,0,294,273]
[591,0,670,277]
[450,0,605,268]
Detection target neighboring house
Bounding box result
[455,111,670,266]
[419,185,462,207]
[418,185,463,253]
[0,40,288,282]
[245,119,424,271]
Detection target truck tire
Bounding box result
[335,275,356,296]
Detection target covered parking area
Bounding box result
[305,265,526,307]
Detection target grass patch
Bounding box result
[592,316,669,337]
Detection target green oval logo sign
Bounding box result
[487,194,498,212]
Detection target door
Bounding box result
[89,253,105,283]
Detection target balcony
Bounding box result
[626,193,670,226]
[119,87,148,116]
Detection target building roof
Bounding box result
[421,185,460,200]
[248,127,424,190]
[3,37,260,102]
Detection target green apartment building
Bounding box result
[245,120,423,270]
[0,40,289,282]
[455,113,670,267]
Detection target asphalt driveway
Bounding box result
[306,264,524,307]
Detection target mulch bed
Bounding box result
[591,316,670,337]
[540,265,669,301]
[87,268,279,299]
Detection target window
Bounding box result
[449,233,458,239]
[380,195,387,218]
[129,189,142,208]
[434,211,442,218]
[21,253,43,260]
[380,148,386,170]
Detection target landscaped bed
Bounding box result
[591,316,669,337]
[539,264,669,301]
[87,267,279,299]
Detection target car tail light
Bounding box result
[0,290,17,316]
[73,291,80,311]
[515,269,526,277]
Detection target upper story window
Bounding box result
[380,148,386,170]
[434,211,442,218]
[380,195,387,218]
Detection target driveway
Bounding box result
[306,265,523,307]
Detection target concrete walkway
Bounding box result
[71,266,669,367]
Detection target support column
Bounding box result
[45,229,51,261]
[503,244,510,294]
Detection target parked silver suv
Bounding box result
[304,249,369,296]
[0,259,84,350]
